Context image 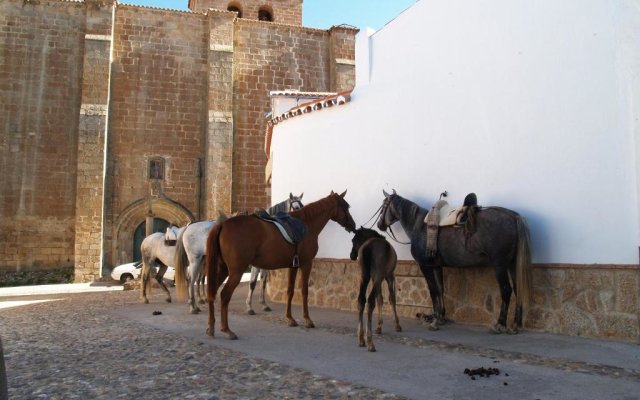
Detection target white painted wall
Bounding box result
[271,0,640,264]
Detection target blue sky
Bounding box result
[120,0,417,31]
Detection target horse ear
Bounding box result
[383,189,390,198]
[392,189,397,195]
[299,192,303,199]
[340,189,347,198]
[331,190,335,195]
[289,192,293,199]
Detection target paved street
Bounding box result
[0,282,638,399]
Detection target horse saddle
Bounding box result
[424,193,479,257]
[254,210,307,245]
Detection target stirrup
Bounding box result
[292,255,300,268]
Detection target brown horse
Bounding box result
[205,190,356,339]
[350,227,401,352]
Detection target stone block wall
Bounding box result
[0,1,357,280]
[190,0,303,26]
[0,0,84,272]
[108,5,208,216]
[232,20,356,211]
[268,260,640,342]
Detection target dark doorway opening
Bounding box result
[132,218,170,262]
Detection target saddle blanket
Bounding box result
[255,211,307,245]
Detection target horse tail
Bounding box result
[515,215,532,310]
[174,227,189,302]
[205,223,223,304]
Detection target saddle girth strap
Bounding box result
[292,243,300,268]
[426,200,447,258]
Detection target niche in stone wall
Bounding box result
[149,157,165,180]
[258,5,273,21]
[227,1,243,18]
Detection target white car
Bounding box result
[110,261,175,285]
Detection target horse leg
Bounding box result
[434,266,446,323]
[375,286,384,334]
[197,261,207,305]
[366,285,379,352]
[490,266,513,334]
[206,267,224,337]
[141,259,151,304]
[357,272,370,348]
[155,263,171,303]
[386,275,402,332]
[259,269,271,312]
[285,267,299,327]
[245,266,259,315]
[219,272,242,340]
[187,263,200,314]
[300,265,315,328]
[420,264,443,331]
[509,264,523,331]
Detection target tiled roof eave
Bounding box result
[264,90,352,158]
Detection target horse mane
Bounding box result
[289,194,335,221]
[391,195,429,235]
[267,199,289,214]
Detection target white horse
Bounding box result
[174,193,304,314]
[140,225,186,304]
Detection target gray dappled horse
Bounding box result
[350,227,401,352]
[377,190,531,333]
[140,225,187,304]
[174,193,304,314]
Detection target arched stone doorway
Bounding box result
[111,198,193,269]
[131,218,170,262]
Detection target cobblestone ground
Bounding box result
[0,290,403,400]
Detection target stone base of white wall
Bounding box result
[267,259,639,343]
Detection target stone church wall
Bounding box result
[0,0,357,279]
[0,0,85,272]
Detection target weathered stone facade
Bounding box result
[0,0,357,280]
[268,260,640,342]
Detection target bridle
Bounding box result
[376,196,411,245]
[289,198,304,211]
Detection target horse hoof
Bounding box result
[263,306,272,312]
[143,299,149,304]
[375,327,382,335]
[428,321,440,331]
[367,345,377,352]
[165,298,172,303]
[304,320,315,329]
[507,326,519,335]
[198,300,206,305]
[247,309,256,316]
[490,324,508,334]
[395,325,402,332]
[206,328,214,337]
[223,330,238,340]
[358,340,366,347]
[287,319,298,327]
[190,309,200,315]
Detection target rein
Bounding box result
[385,224,411,245]
[373,197,411,245]
[362,203,383,229]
